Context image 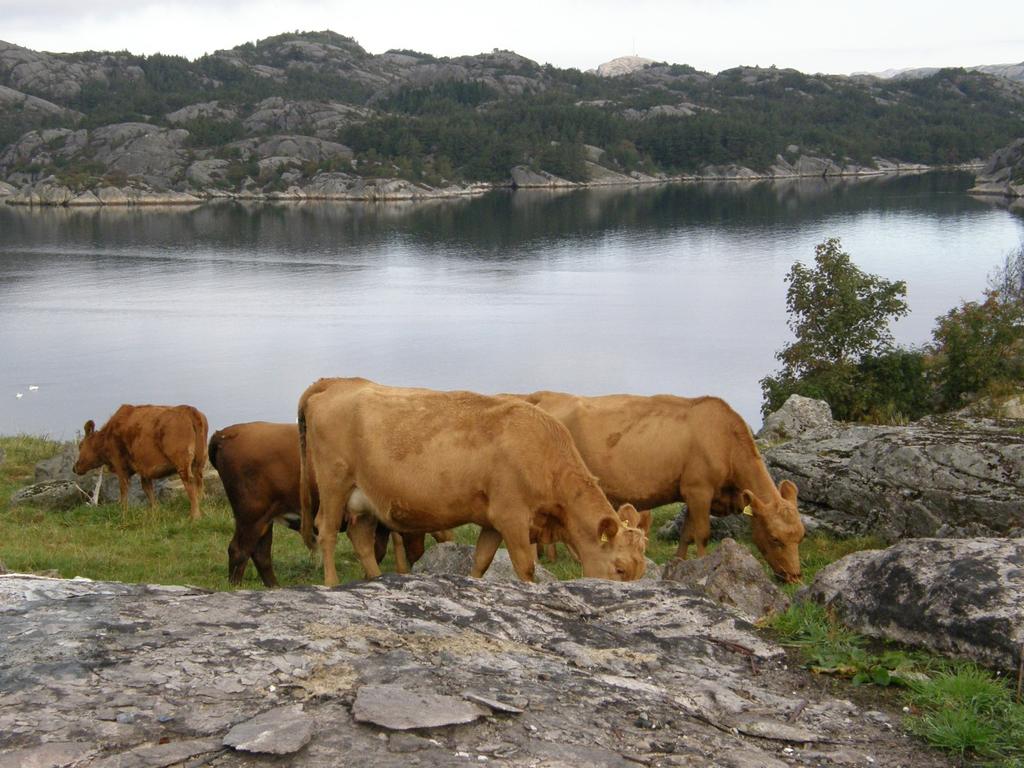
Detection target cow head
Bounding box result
[73,419,105,475]
[582,503,649,581]
[741,479,804,583]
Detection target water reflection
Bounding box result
[1,173,1021,438]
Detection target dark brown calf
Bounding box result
[210,422,446,587]
[74,404,208,519]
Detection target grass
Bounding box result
[770,600,1024,766]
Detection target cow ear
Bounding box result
[631,507,653,535]
[597,516,620,545]
[83,420,95,436]
[740,489,763,517]
[779,479,798,502]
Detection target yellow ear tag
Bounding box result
[600,533,609,543]
[742,505,754,517]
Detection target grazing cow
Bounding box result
[538,502,652,562]
[519,391,805,583]
[298,378,648,586]
[209,421,450,587]
[74,404,208,519]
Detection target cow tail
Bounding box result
[190,407,210,498]
[298,397,316,551]
[207,429,224,472]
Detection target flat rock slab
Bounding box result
[222,704,313,754]
[353,684,488,729]
[0,573,952,767]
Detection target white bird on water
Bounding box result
[15,392,23,398]
[28,385,39,391]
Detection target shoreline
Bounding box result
[0,162,984,209]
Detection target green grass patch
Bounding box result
[770,601,1024,766]
[907,665,1024,764]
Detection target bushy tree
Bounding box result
[761,238,917,420]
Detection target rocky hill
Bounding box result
[1,31,1023,204]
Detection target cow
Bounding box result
[537,501,652,563]
[209,421,451,587]
[297,378,648,586]
[73,404,208,520]
[518,391,805,583]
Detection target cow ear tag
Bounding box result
[600,533,609,543]
[742,505,754,516]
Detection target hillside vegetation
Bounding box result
[1,31,1023,193]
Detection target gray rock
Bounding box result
[352,684,489,730]
[185,159,229,187]
[222,704,313,754]
[412,541,558,583]
[661,538,790,621]
[805,538,1024,668]
[510,165,575,188]
[9,480,89,510]
[165,101,238,124]
[762,413,1024,539]
[157,468,225,503]
[757,394,837,443]
[970,137,1024,198]
[0,574,947,766]
[33,443,153,505]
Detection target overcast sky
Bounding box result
[1,0,1022,75]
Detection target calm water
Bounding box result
[1,173,1022,438]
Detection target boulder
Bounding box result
[9,480,89,510]
[757,394,837,443]
[33,444,153,505]
[157,468,226,503]
[0,573,945,766]
[411,542,558,583]
[762,413,1024,539]
[969,137,1024,198]
[661,538,790,621]
[804,538,1024,668]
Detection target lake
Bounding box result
[1,172,1022,439]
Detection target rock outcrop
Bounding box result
[662,538,790,621]
[760,405,1024,540]
[969,137,1024,198]
[804,538,1024,669]
[0,573,950,766]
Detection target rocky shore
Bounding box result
[0,150,965,208]
[968,136,1024,198]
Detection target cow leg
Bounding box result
[676,487,713,560]
[470,528,503,578]
[251,524,279,588]
[140,477,157,509]
[502,525,537,582]
[391,532,410,573]
[348,514,383,579]
[116,472,130,512]
[401,533,426,569]
[373,524,390,564]
[178,468,201,521]
[316,482,352,587]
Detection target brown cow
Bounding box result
[297,378,648,586]
[74,404,208,519]
[209,421,451,587]
[519,391,805,583]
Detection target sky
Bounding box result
[1,0,1022,76]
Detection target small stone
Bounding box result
[115,711,135,724]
